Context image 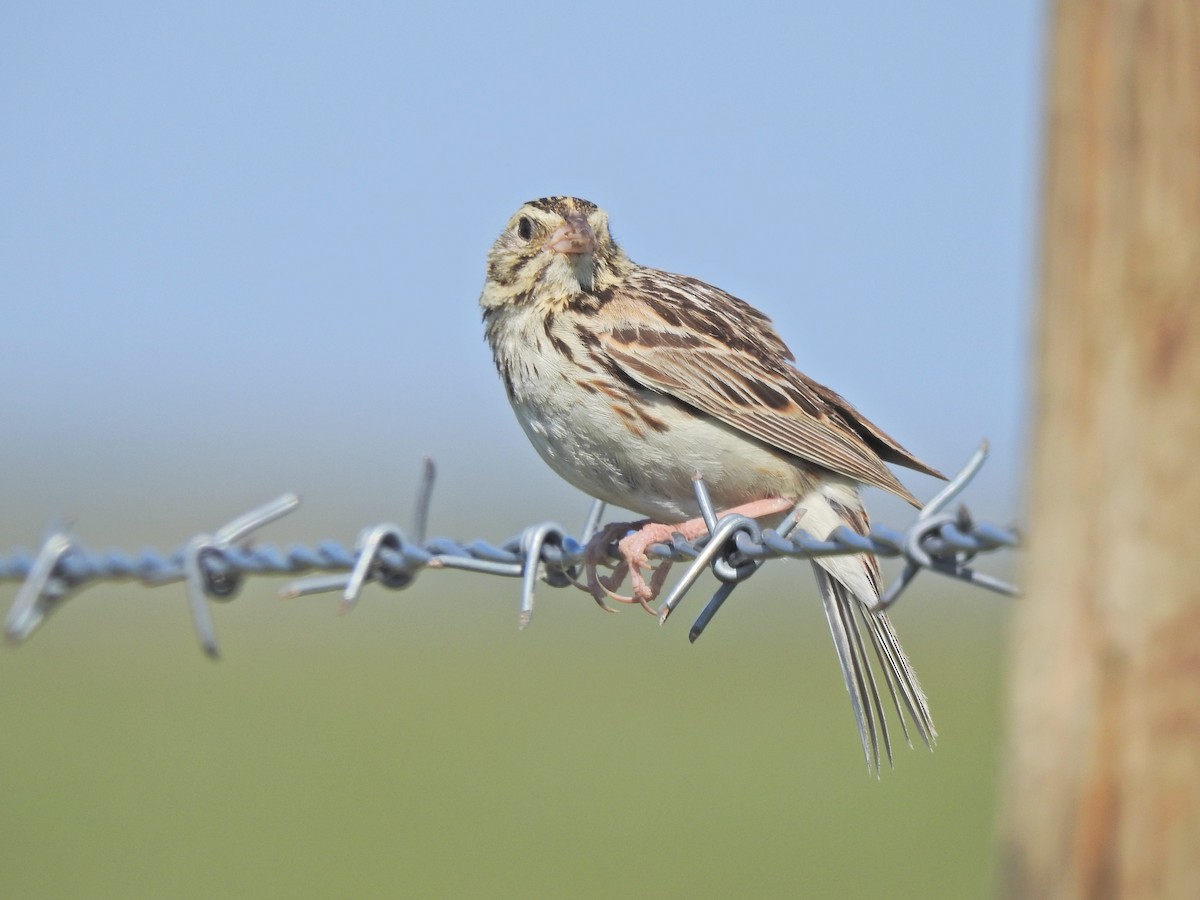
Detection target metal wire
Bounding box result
[2,441,1019,658]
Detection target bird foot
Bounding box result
[578,498,796,614]
[580,520,669,614]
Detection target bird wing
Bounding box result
[596,269,944,505]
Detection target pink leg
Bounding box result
[581,498,797,613]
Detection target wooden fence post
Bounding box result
[999,2,1200,897]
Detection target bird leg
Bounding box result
[580,497,796,614]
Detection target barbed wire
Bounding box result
[2,442,1019,658]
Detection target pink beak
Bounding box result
[545,213,596,256]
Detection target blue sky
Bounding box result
[0,2,1043,553]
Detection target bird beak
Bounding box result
[545,213,596,256]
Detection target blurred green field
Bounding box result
[1,561,1011,898]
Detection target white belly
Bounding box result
[510,369,802,521]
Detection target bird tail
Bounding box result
[802,484,936,773]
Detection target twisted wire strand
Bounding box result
[2,442,1018,658]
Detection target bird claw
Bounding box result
[576,520,673,614]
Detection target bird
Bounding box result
[479,195,943,771]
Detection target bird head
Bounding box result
[480,196,629,311]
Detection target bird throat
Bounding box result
[538,251,594,301]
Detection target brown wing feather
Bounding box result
[798,375,946,480]
[598,268,944,505]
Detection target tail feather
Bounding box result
[859,606,913,748]
[803,482,936,772]
[861,603,936,749]
[815,566,891,771]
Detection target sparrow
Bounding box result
[480,196,943,771]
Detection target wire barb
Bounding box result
[2,445,1018,657]
[871,440,1011,611]
[5,523,74,645]
[183,493,302,658]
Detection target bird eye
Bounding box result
[516,216,533,240]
